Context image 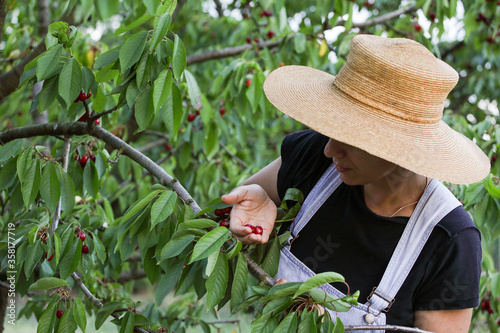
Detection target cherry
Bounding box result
[187,113,196,122]
[47,253,53,261]
[79,155,89,168]
[195,110,200,116]
[219,108,226,116]
[88,232,94,239]
[79,232,86,242]
[86,91,92,99]
[223,206,232,215]
[90,154,96,163]
[246,37,252,44]
[254,226,263,235]
[428,10,436,22]
[94,118,100,125]
[74,155,79,161]
[363,1,374,7]
[164,143,172,151]
[78,91,86,101]
[214,209,225,217]
[242,13,250,19]
[82,244,89,254]
[78,114,87,122]
[413,23,422,33]
[492,155,497,163]
[244,224,256,232]
[267,31,275,39]
[265,10,272,17]
[246,79,252,88]
[56,309,64,319]
[259,10,267,17]
[253,38,260,43]
[220,219,230,228]
[486,36,495,44]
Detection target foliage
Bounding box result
[0,0,500,332]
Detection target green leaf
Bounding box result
[179,218,218,230]
[0,157,17,190]
[122,190,161,223]
[119,31,148,73]
[151,190,177,229]
[38,75,59,110]
[29,277,69,291]
[119,311,135,333]
[58,58,83,107]
[37,299,56,333]
[60,307,78,333]
[24,241,43,279]
[40,162,61,212]
[136,51,153,88]
[96,0,120,20]
[54,233,62,266]
[205,252,229,309]
[36,44,63,81]
[134,84,155,131]
[172,34,187,80]
[94,46,120,70]
[189,227,230,264]
[273,312,297,333]
[231,294,261,315]
[162,83,183,137]
[73,298,87,333]
[204,249,220,278]
[60,170,75,215]
[60,240,82,279]
[157,0,177,15]
[153,69,173,111]
[143,247,161,284]
[95,301,124,330]
[21,159,41,208]
[159,234,195,260]
[155,259,184,305]
[150,13,172,53]
[293,272,345,299]
[230,252,248,311]
[184,69,201,109]
[83,161,99,198]
[115,14,154,35]
[260,235,280,277]
[93,234,107,264]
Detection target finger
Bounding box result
[230,224,253,237]
[221,187,249,205]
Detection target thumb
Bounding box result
[221,187,248,205]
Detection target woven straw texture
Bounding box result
[263,35,490,184]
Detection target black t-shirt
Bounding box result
[277,130,481,327]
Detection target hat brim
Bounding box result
[263,66,490,184]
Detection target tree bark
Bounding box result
[0,285,7,333]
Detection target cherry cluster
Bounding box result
[77,113,100,125]
[214,206,233,228]
[74,152,96,168]
[75,227,91,254]
[480,297,494,314]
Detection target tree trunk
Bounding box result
[0,286,8,333]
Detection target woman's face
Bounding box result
[323,138,400,186]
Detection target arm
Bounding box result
[242,157,282,205]
[414,309,472,333]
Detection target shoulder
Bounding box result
[435,206,480,239]
[281,129,329,158]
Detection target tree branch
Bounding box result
[186,40,282,66]
[242,251,275,287]
[336,5,417,29]
[37,0,50,36]
[0,0,6,42]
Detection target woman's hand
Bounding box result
[221,184,277,244]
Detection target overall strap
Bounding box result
[287,164,342,240]
[366,180,461,314]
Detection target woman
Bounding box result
[221,35,490,332]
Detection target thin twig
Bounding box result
[90,106,119,121]
[52,136,71,230]
[220,142,248,168]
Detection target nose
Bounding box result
[324,138,347,159]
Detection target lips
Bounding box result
[335,164,351,173]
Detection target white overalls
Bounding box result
[275,164,461,332]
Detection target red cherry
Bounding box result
[95,118,100,125]
[246,79,252,88]
[82,244,89,254]
[56,309,64,319]
[243,13,250,19]
[135,245,139,250]
[74,155,79,161]
[79,91,87,101]
[79,155,89,168]
[43,251,48,259]
[259,10,266,17]
[492,155,497,163]
[487,308,494,314]
[86,91,92,99]
[48,253,53,261]
[79,232,86,242]
[253,38,260,43]
[265,10,273,17]
[486,36,495,44]
[413,23,422,33]
[77,114,87,122]
[164,143,172,151]
[246,37,252,44]
[187,113,196,122]
[244,224,256,232]
[428,10,436,22]
[220,220,230,228]
[214,209,225,217]
[363,1,374,7]
[497,318,500,326]
[219,108,226,116]
[90,154,96,163]
[195,110,200,116]
[254,226,263,235]
[266,31,275,39]
[223,206,232,214]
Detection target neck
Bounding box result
[363,169,428,217]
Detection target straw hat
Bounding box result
[263,34,490,184]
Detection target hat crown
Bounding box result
[334,35,459,124]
